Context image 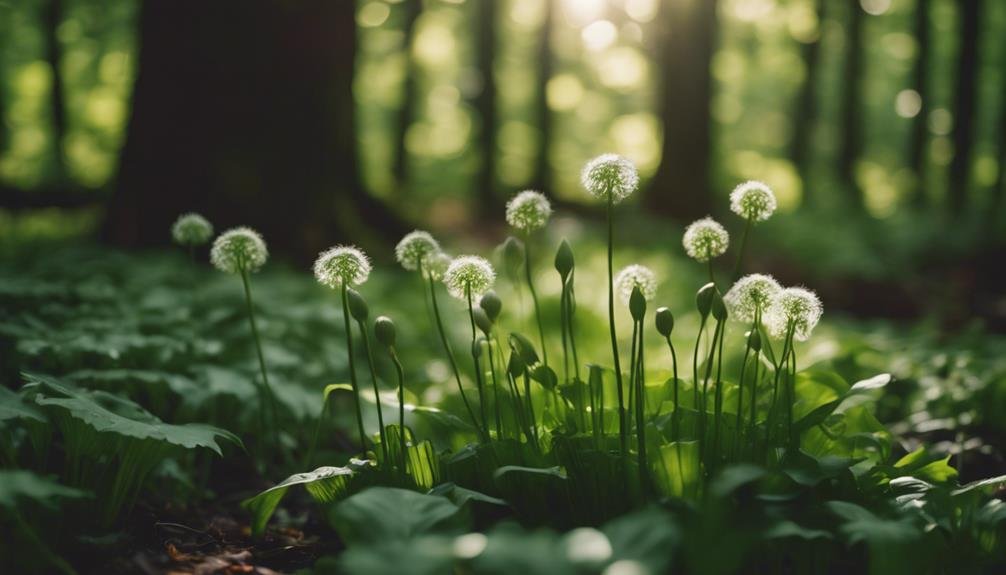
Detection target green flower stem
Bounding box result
[387,345,408,476]
[662,335,680,441]
[711,318,726,469]
[466,289,489,437]
[239,269,280,456]
[787,342,798,449]
[486,336,503,439]
[767,323,795,456]
[692,315,709,411]
[735,339,752,460]
[698,318,723,470]
[749,348,761,455]
[731,216,753,281]
[426,274,483,438]
[567,275,582,383]
[606,196,628,458]
[707,258,716,285]
[522,368,539,447]
[628,320,638,419]
[356,317,389,466]
[341,282,368,451]
[632,318,649,497]
[507,368,532,444]
[523,233,548,368]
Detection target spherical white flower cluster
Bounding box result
[314,245,372,288]
[614,264,657,305]
[171,213,213,246]
[730,180,777,222]
[505,190,552,232]
[444,256,496,300]
[767,287,823,341]
[682,217,730,262]
[395,230,441,271]
[724,274,781,323]
[426,252,452,281]
[580,154,639,205]
[210,227,268,274]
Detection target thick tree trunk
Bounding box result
[791,0,824,205]
[948,0,982,215]
[392,0,421,190]
[474,0,501,217]
[104,0,405,261]
[647,0,717,220]
[43,0,67,179]
[909,0,931,207]
[838,1,864,202]
[531,0,552,194]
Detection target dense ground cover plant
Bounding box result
[0,158,1004,573]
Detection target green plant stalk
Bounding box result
[749,349,761,457]
[692,315,708,410]
[387,345,408,476]
[356,317,389,466]
[240,269,280,455]
[663,335,680,441]
[707,258,716,285]
[735,343,752,461]
[731,216,753,281]
[466,288,490,441]
[632,318,649,497]
[341,282,368,451]
[506,368,532,444]
[426,274,483,437]
[606,195,628,458]
[305,394,327,469]
[767,323,795,456]
[486,335,503,438]
[787,342,798,450]
[559,278,570,384]
[523,368,540,447]
[698,319,723,470]
[628,320,638,420]
[567,275,582,383]
[523,233,548,368]
[711,319,726,469]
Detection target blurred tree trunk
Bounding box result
[790,0,824,205]
[392,0,421,190]
[475,0,501,217]
[647,0,718,220]
[104,0,405,260]
[838,1,864,203]
[43,0,67,179]
[531,0,552,194]
[908,0,931,207]
[948,0,982,215]
[986,36,1006,235]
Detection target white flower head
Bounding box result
[210,227,268,274]
[730,180,777,222]
[683,217,730,262]
[767,287,823,341]
[425,252,452,281]
[172,212,214,246]
[615,264,657,305]
[314,245,372,288]
[395,230,441,271]
[580,154,639,204]
[724,274,782,323]
[444,255,496,300]
[506,190,552,232]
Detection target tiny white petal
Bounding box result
[314,245,372,288]
[729,180,777,222]
[723,274,782,324]
[172,212,214,246]
[580,154,639,204]
[766,286,823,341]
[210,227,268,274]
[682,217,730,262]
[615,264,657,305]
[444,255,496,300]
[395,230,441,271]
[505,190,552,232]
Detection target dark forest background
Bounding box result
[1,0,1004,323]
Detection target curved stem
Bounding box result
[712,317,726,469]
[427,274,483,437]
[240,270,280,456]
[357,317,389,465]
[606,197,627,457]
[524,234,548,367]
[699,319,723,470]
[692,315,708,410]
[731,217,753,281]
[341,283,368,451]
[487,333,503,438]
[735,342,752,461]
[466,288,489,441]
[388,346,408,476]
[664,335,680,441]
[634,318,649,497]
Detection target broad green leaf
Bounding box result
[651,441,700,498]
[241,460,370,536]
[951,475,1006,497]
[493,465,567,481]
[428,482,508,508]
[893,448,958,485]
[330,487,466,546]
[603,507,681,573]
[0,386,45,424]
[0,470,89,510]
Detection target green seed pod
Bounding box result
[554,239,574,280]
[474,307,493,336]
[711,289,728,322]
[347,287,369,321]
[480,290,502,322]
[374,316,396,348]
[472,337,485,359]
[747,328,761,352]
[502,236,524,275]
[655,307,674,337]
[696,282,716,318]
[629,285,646,321]
[507,350,525,377]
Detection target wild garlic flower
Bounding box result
[580,154,639,205]
[682,217,729,262]
[506,190,552,232]
[730,180,777,222]
[615,264,657,305]
[314,245,372,288]
[444,256,496,300]
[724,274,781,323]
[172,212,214,246]
[767,287,823,341]
[210,227,268,274]
[426,252,452,281]
[395,230,441,271]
